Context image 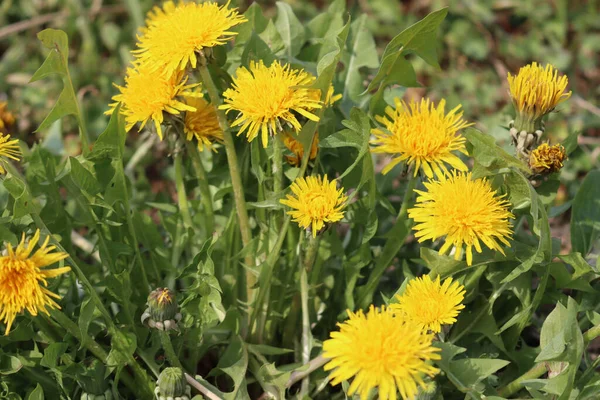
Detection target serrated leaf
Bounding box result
[449,358,510,389]
[89,104,126,161]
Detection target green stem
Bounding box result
[197,59,255,305]
[583,324,600,342]
[300,236,320,397]
[158,331,182,369]
[185,141,214,235]
[272,135,283,194]
[357,173,418,308]
[174,151,194,229]
[497,363,546,398]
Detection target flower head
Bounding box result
[409,172,514,266]
[508,62,571,122]
[371,98,472,178]
[391,275,465,333]
[107,63,201,139]
[323,306,441,400]
[529,143,567,174]
[282,132,319,166]
[184,97,223,152]
[0,230,70,335]
[0,102,16,133]
[220,60,322,148]
[280,175,347,237]
[0,133,21,175]
[134,1,246,77]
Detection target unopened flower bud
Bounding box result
[416,381,437,400]
[154,368,191,400]
[142,288,182,331]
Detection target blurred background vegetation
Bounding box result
[1,0,598,249]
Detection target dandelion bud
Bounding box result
[154,367,191,400]
[529,143,567,175]
[507,63,571,155]
[416,381,438,400]
[141,288,182,331]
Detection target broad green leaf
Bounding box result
[89,104,126,161]
[106,331,137,367]
[40,343,68,369]
[464,128,529,175]
[69,157,101,196]
[3,175,40,218]
[241,32,275,66]
[0,354,22,375]
[211,335,250,400]
[571,170,600,256]
[274,2,305,60]
[449,358,510,389]
[421,248,468,278]
[26,384,44,400]
[78,296,97,350]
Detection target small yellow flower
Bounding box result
[0,133,21,175]
[280,175,347,237]
[409,172,514,266]
[133,1,247,77]
[508,62,571,122]
[308,85,342,107]
[529,143,567,174]
[0,102,16,132]
[371,98,472,178]
[184,97,223,152]
[391,275,465,333]
[220,60,322,148]
[0,230,70,335]
[107,63,201,139]
[282,132,319,166]
[323,306,441,400]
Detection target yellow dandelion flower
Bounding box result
[409,172,514,266]
[0,133,21,175]
[220,60,322,148]
[133,1,246,77]
[371,98,473,178]
[0,230,70,335]
[107,63,201,139]
[0,102,16,132]
[508,62,571,122]
[391,275,465,333]
[282,131,319,166]
[184,97,223,152]
[323,306,441,400]
[307,84,342,106]
[280,175,347,237]
[529,143,567,174]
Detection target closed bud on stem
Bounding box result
[142,288,182,331]
[416,381,438,400]
[154,367,191,400]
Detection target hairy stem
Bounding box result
[185,140,215,235]
[497,363,546,398]
[158,331,183,369]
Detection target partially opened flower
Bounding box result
[0,230,70,335]
[184,97,223,152]
[280,175,347,237]
[371,98,472,178]
[409,172,514,266]
[391,275,465,333]
[282,131,319,166]
[323,306,441,400]
[529,143,567,174]
[508,63,571,125]
[107,63,201,139]
[0,133,21,175]
[134,1,247,77]
[220,60,322,148]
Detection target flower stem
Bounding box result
[184,373,223,400]
[185,140,214,235]
[272,135,283,194]
[197,59,255,305]
[158,330,182,369]
[357,172,418,309]
[583,323,600,342]
[300,235,320,397]
[497,362,546,398]
[174,150,194,229]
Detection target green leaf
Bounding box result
[106,331,137,367]
[0,354,22,375]
[78,296,97,350]
[421,248,468,278]
[211,335,250,400]
[464,128,529,175]
[40,343,68,369]
[449,358,510,389]
[367,8,447,114]
[570,170,600,256]
[274,2,305,60]
[89,103,126,162]
[25,384,44,400]
[241,32,275,67]
[2,175,40,218]
[69,157,101,196]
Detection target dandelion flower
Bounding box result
[529,143,567,174]
[308,84,342,106]
[134,1,247,77]
[0,133,21,175]
[280,175,347,237]
[220,60,322,148]
[282,131,319,166]
[184,97,223,152]
[391,275,465,333]
[371,98,472,178]
[0,230,70,335]
[508,62,571,122]
[107,63,201,139]
[409,172,514,266]
[323,306,441,400]
[0,102,16,132]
